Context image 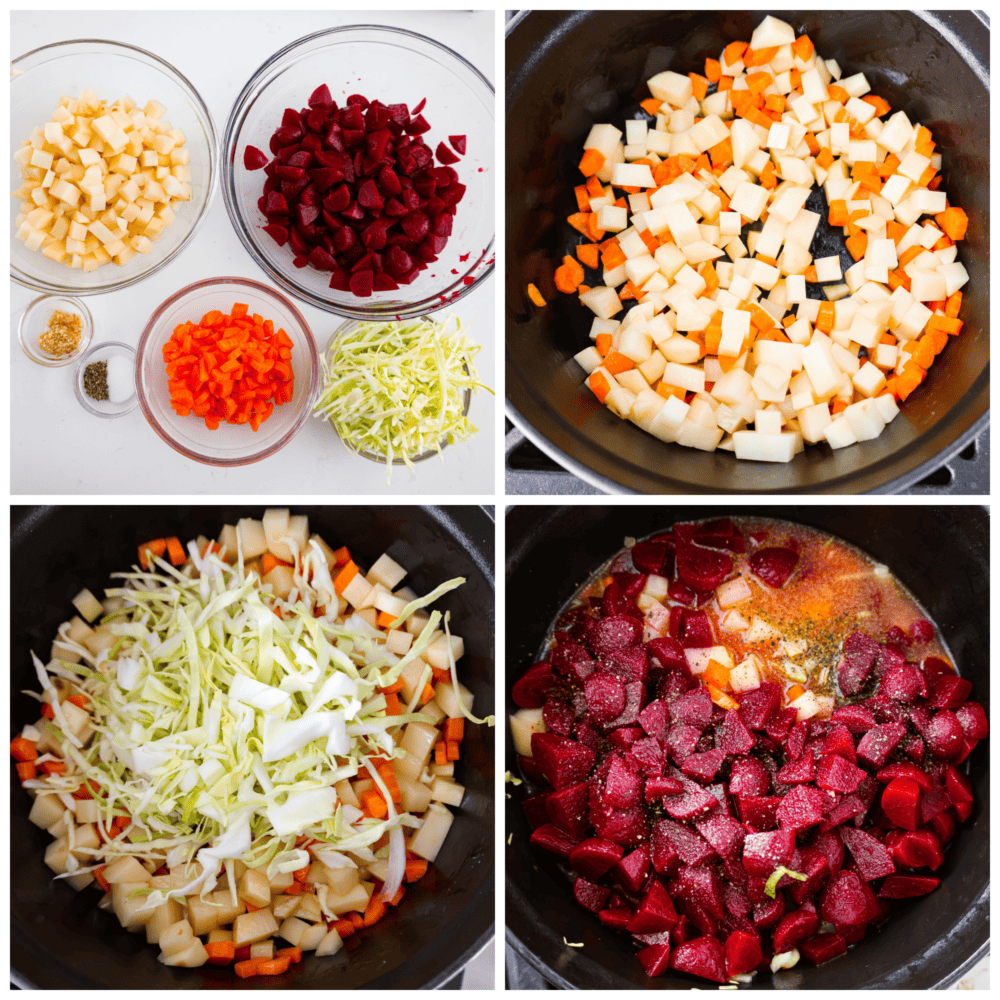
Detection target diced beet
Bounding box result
[880,664,926,703]
[881,777,921,831]
[531,732,596,789]
[923,710,964,759]
[878,874,940,898]
[573,875,610,912]
[816,754,866,793]
[691,518,746,554]
[694,815,745,863]
[830,703,876,735]
[737,795,780,831]
[598,906,632,931]
[891,828,945,870]
[262,223,289,246]
[631,736,666,776]
[584,672,626,725]
[681,749,725,784]
[542,698,574,737]
[645,637,687,676]
[588,614,643,656]
[529,823,581,860]
[943,764,973,808]
[874,643,906,679]
[875,761,934,792]
[243,145,269,170]
[764,706,798,743]
[840,827,895,880]
[662,782,720,822]
[306,244,337,271]
[569,836,625,881]
[788,847,831,904]
[347,269,373,297]
[612,843,651,893]
[654,819,716,867]
[448,134,466,155]
[776,753,816,784]
[839,631,880,696]
[636,943,672,978]
[854,722,906,770]
[511,662,553,709]
[545,780,590,837]
[664,724,702,764]
[723,929,762,977]
[433,140,459,165]
[606,681,646,728]
[637,699,670,741]
[608,725,644,752]
[772,908,819,954]
[630,539,671,575]
[743,828,794,876]
[605,753,644,809]
[627,879,680,935]
[749,547,798,587]
[954,701,988,740]
[919,786,952,824]
[777,785,826,832]
[676,543,733,593]
[799,932,847,965]
[669,936,729,983]
[675,865,726,922]
[819,870,877,927]
[593,805,649,848]
[716,709,755,755]
[520,792,551,830]
[737,682,782,730]
[730,757,771,798]
[646,775,684,801]
[328,267,351,290]
[604,646,648,685]
[910,619,935,642]
[817,723,857,763]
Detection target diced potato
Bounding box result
[146,897,184,944]
[113,882,155,930]
[509,707,545,758]
[29,793,65,829]
[315,928,344,957]
[320,883,370,916]
[103,854,152,885]
[430,777,465,807]
[434,680,473,719]
[233,908,279,947]
[186,894,222,936]
[397,721,440,781]
[250,940,274,960]
[409,802,455,862]
[71,587,103,622]
[262,508,292,560]
[238,867,270,909]
[237,518,268,559]
[272,895,302,920]
[294,893,323,923]
[161,939,209,968]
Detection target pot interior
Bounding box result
[505,504,988,988]
[11,505,495,990]
[506,11,989,493]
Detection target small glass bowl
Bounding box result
[320,319,471,465]
[74,342,138,419]
[223,25,495,320]
[10,39,218,296]
[18,294,93,366]
[135,277,319,466]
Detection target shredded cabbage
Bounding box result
[34,541,469,904]
[312,314,492,478]
[764,865,808,898]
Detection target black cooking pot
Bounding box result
[11,505,495,990]
[506,11,990,493]
[505,505,988,988]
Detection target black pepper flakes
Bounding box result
[83,360,109,401]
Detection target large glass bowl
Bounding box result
[135,277,319,466]
[222,25,494,320]
[10,39,218,295]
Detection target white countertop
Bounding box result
[11,10,495,496]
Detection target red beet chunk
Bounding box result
[839,631,880,696]
[799,932,847,965]
[631,736,666,776]
[606,681,646,728]
[630,539,671,574]
[723,930,762,976]
[890,828,945,870]
[880,664,926,703]
[521,792,551,830]
[730,757,771,798]
[531,732,596,789]
[749,546,798,587]
[910,618,935,642]
[646,636,688,674]
[737,682,782,730]
[819,870,877,926]
[692,518,746,554]
[655,819,717,867]
[878,874,940,898]
[433,140,459,165]
[944,763,973,806]
[716,708,756,755]
[511,661,553,709]
[777,785,826,831]
[737,795,780,831]
[614,844,651,893]
[262,223,289,246]
[776,753,816,784]
[681,749,725,784]
[924,710,964,759]
[676,543,733,593]
[954,700,988,739]
[665,724,701,764]
[573,875,610,912]
[663,782,720,822]
[669,687,713,728]
[772,908,819,954]
[529,823,581,860]
[593,804,649,848]
[598,907,632,931]
[635,943,671,978]
[646,775,684,802]
[604,646,648,684]
[546,781,590,837]
[589,614,643,656]
[830,703,876,735]
[841,827,896,880]
[638,699,671,741]
[743,828,794,876]
[816,754,866,793]
[243,145,269,170]
[855,722,907,770]
[448,134,466,154]
[627,879,680,935]
[875,761,934,792]
[669,936,729,983]
[584,671,626,725]
[881,777,922,831]
[569,836,625,881]
[694,815,745,863]
[605,754,644,808]
[608,725,645,752]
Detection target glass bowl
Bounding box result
[74,342,137,418]
[10,39,218,295]
[135,277,319,466]
[318,318,472,465]
[18,294,93,366]
[223,25,494,320]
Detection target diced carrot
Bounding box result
[688,73,709,102]
[255,957,290,977]
[707,685,740,711]
[745,71,772,95]
[744,46,778,68]
[363,894,387,927]
[526,283,547,308]
[261,552,291,575]
[786,684,806,703]
[702,659,731,690]
[332,918,355,938]
[601,243,627,270]
[16,762,36,782]
[703,324,723,355]
[553,261,581,293]
[235,959,261,979]
[717,74,733,92]
[803,266,818,284]
[574,184,590,212]
[205,941,236,965]
[912,337,936,370]
[445,717,465,742]
[10,737,38,762]
[563,255,585,286]
[926,315,963,337]
[137,538,167,570]
[275,947,303,965]
[759,160,777,190]
[578,148,605,178]
[936,206,968,241]
[595,333,612,358]
[446,740,460,762]
[576,242,600,270]
[804,131,820,155]
[709,137,733,168]
[704,57,721,83]
[383,691,402,716]
[360,788,388,819]
[790,68,801,91]
[888,268,910,292]
[387,884,406,906]
[566,212,591,238]
[602,350,634,376]
[162,536,185,566]
[587,211,606,242]
[332,546,351,566]
[764,94,785,114]
[66,694,88,709]
[618,280,641,302]
[405,858,429,882]
[701,261,720,294]
[292,864,311,884]
[434,741,448,766]
[419,682,435,705]
[898,244,923,267]
[245,901,261,913]
[349,912,365,929]
[333,560,359,594]
[589,370,612,404]
[945,291,963,318]
[861,94,890,117]
[723,41,747,66]
[656,382,686,401]
[375,610,396,630]
[40,702,55,720]
[815,301,836,334]
[39,760,66,776]
[640,98,663,115]
[827,84,849,104]
[586,177,606,199]
[845,232,868,261]
[791,34,814,59]
[885,220,906,244]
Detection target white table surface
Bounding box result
[11,10,495,497]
